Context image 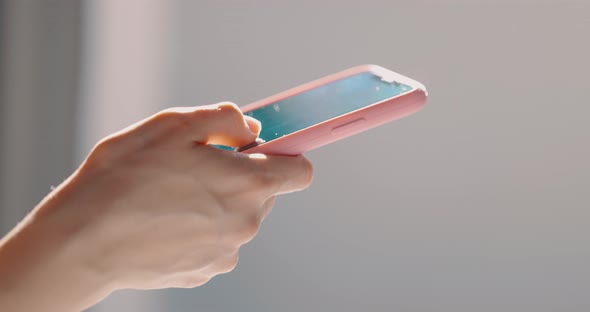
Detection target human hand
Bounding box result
[0,102,313,311]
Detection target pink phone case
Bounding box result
[240,64,428,155]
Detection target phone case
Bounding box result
[240,64,427,155]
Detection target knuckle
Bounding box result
[260,196,277,220]
[215,102,244,124]
[154,109,191,130]
[236,216,261,244]
[83,137,118,170]
[215,102,241,114]
[249,170,279,191]
[300,156,314,187]
[220,254,239,273]
[94,136,118,154]
[187,102,243,128]
[180,276,210,288]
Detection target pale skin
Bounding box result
[0,102,313,311]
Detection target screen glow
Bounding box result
[246,72,413,143]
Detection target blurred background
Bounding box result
[1,1,589,311]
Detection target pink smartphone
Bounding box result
[233,64,427,155]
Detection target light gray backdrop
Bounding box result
[2,1,590,312]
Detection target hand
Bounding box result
[0,102,313,311]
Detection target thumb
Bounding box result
[166,102,258,147]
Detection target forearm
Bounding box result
[0,198,113,312]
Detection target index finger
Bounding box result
[198,146,314,197]
[246,153,314,196]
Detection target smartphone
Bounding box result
[226,64,427,155]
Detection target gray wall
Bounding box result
[0,1,80,234]
[156,2,590,312]
[2,1,589,312]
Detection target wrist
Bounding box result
[0,180,116,311]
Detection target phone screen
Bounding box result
[245,72,414,144]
